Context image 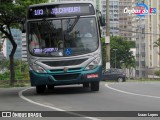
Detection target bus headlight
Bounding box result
[31,64,46,73]
[85,56,101,70]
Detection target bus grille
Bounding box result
[49,67,83,73]
[42,58,88,67]
[53,74,80,81]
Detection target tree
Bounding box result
[154,38,160,48]
[0,43,2,52]
[154,38,160,56]
[110,36,135,69]
[0,0,48,86]
[101,38,106,71]
[154,38,160,77]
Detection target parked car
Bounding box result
[102,68,126,82]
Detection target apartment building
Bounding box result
[22,33,27,61]
[132,0,160,78]
[145,0,160,77]
[99,0,133,40]
[99,0,120,37]
[130,0,146,78]
[119,0,133,40]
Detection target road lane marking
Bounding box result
[105,84,160,99]
[19,87,101,120]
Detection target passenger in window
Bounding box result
[29,33,40,53]
[29,32,46,54]
[79,26,92,37]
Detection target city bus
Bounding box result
[24,2,104,93]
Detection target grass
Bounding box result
[0,80,30,88]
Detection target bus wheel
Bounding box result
[91,81,99,91]
[83,82,90,88]
[36,85,46,94]
[47,85,54,90]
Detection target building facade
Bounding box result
[144,0,160,77]
[131,0,146,78]
[99,0,120,37]
[99,0,133,40]
[22,33,27,61]
[133,0,160,78]
[119,0,133,40]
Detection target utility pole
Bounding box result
[106,0,110,69]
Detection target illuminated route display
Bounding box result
[33,48,59,54]
[28,3,95,19]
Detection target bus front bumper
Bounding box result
[29,66,102,86]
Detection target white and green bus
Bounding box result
[24,2,104,93]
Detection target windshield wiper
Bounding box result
[42,18,53,31]
[67,16,80,33]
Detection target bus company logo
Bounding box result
[64,67,68,72]
[124,3,156,17]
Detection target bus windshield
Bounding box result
[28,17,98,57]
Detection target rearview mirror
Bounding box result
[20,18,26,33]
[97,10,105,27]
[99,16,105,26]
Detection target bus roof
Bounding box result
[29,1,96,8]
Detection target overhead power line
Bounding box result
[104,27,160,36]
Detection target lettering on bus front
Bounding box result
[51,7,81,15]
[28,3,95,19]
[34,9,43,16]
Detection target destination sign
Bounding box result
[28,3,95,19]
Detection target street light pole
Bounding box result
[113,49,117,68]
[106,0,110,69]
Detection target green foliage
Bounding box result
[0,60,10,69]
[0,44,2,51]
[155,70,160,76]
[0,0,48,85]
[154,38,160,48]
[128,41,136,48]
[101,36,135,70]
[0,71,10,80]
[0,60,29,80]
[101,37,106,70]
[110,36,135,68]
[16,0,49,18]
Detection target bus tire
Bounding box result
[91,81,99,91]
[36,85,46,94]
[47,85,54,90]
[83,82,90,88]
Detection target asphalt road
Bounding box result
[0,81,160,120]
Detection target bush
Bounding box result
[101,37,106,71]
[155,70,160,76]
[0,71,10,80]
[0,60,29,80]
